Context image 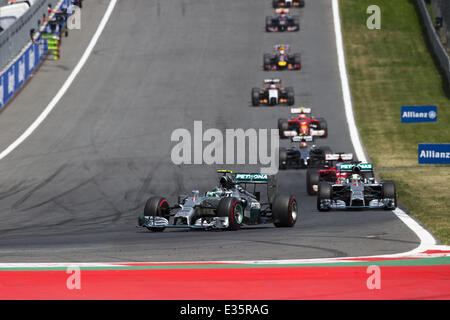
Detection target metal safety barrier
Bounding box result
[417,0,450,90]
[0,0,60,71]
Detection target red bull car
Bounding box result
[266,9,299,32]
[264,44,301,71]
[277,107,328,139]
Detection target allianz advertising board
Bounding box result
[418,144,450,164]
[401,106,437,123]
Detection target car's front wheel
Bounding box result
[143,197,171,232]
[217,197,244,230]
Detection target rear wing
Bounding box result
[275,8,290,14]
[325,153,354,161]
[274,44,290,51]
[232,172,277,204]
[234,173,269,183]
[340,163,373,172]
[264,78,281,85]
[291,135,313,142]
[291,107,311,114]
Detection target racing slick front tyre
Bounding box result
[382,181,397,210]
[265,16,272,32]
[272,195,298,227]
[263,54,272,70]
[251,88,260,106]
[306,169,320,195]
[287,87,295,106]
[217,197,244,231]
[317,182,332,212]
[316,118,328,137]
[292,17,300,31]
[278,119,289,139]
[279,148,288,170]
[294,54,302,69]
[143,197,171,232]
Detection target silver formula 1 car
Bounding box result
[138,170,299,231]
[317,163,397,211]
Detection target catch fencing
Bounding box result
[418,0,450,90]
[0,0,60,71]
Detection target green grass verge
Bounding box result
[340,0,450,244]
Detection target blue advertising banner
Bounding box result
[418,144,450,164]
[401,106,437,123]
[0,41,48,111]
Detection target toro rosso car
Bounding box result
[264,44,301,71]
[306,153,355,195]
[252,79,294,106]
[279,136,332,170]
[278,107,328,139]
[273,0,305,8]
[138,170,298,231]
[266,9,299,32]
[316,163,397,211]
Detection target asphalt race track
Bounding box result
[0,0,420,262]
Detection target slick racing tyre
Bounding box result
[287,87,295,106]
[382,181,397,210]
[265,16,272,32]
[272,195,298,227]
[294,54,301,69]
[292,17,300,31]
[317,182,332,212]
[278,119,289,139]
[316,118,328,137]
[279,148,288,170]
[306,169,320,195]
[252,88,260,106]
[217,197,244,230]
[144,197,171,232]
[263,54,272,70]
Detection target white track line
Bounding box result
[0,0,118,161]
[331,0,438,257]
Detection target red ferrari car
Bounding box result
[278,108,328,139]
[305,153,355,195]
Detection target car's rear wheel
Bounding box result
[272,195,298,227]
[217,197,243,230]
[306,169,320,195]
[143,197,170,232]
